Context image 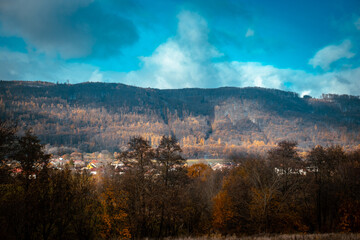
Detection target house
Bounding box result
[87,160,99,169]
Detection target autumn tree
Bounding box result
[268,141,302,178]
[71,171,101,240]
[155,135,187,237]
[186,162,222,234]
[118,136,155,238]
[307,145,347,232]
[213,163,252,234]
[214,147,310,235]
[212,156,294,234]
[338,148,360,232]
[266,141,308,232]
[187,163,212,181]
[98,173,131,240]
[156,135,185,186]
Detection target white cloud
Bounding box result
[119,11,360,97]
[0,47,100,83]
[123,11,222,89]
[2,9,360,98]
[217,61,360,97]
[88,69,103,82]
[216,62,282,89]
[309,40,355,70]
[245,28,254,37]
[300,90,311,97]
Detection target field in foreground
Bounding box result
[169,233,360,240]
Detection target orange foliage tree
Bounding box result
[99,180,131,239]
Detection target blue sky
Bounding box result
[0,0,360,97]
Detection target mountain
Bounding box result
[1,80,360,157]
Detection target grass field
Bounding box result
[166,233,360,240]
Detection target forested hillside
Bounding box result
[1,80,360,156]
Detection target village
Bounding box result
[47,152,235,175]
[7,149,318,177]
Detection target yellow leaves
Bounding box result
[253,140,265,147]
[212,190,235,231]
[249,187,274,221]
[187,163,212,181]
[99,186,131,240]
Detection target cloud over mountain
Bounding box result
[120,11,360,97]
[309,40,355,70]
[1,0,360,97]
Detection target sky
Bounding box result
[0,0,360,97]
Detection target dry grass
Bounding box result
[165,233,360,240]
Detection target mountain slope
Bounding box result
[1,80,360,157]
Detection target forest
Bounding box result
[1,81,360,157]
[1,121,360,240]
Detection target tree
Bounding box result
[0,120,17,162]
[187,163,212,181]
[154,135,194,237]
[155,135,186,237]
[266,141,309,232]
[268,140,303,200]
[118,136,155,238]
[0,120,18,183]
[213,165,252,234]
[268,141,302,175]
[0,130,106,240]
[15,129,50,180]
[338,148,360,232]
[98,175,131,240]
[72,171,101,240]
[8,129,51,240]
[307,145,346,232]
[186,162,221,235]
[119,136,154,174]
[156,135,185,186]
[213,147,309,235]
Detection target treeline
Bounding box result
[0,122,360,239]
[214,142,360,234]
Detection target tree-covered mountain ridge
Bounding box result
[1,80,360,157]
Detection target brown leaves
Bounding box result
[99,185,131,239]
